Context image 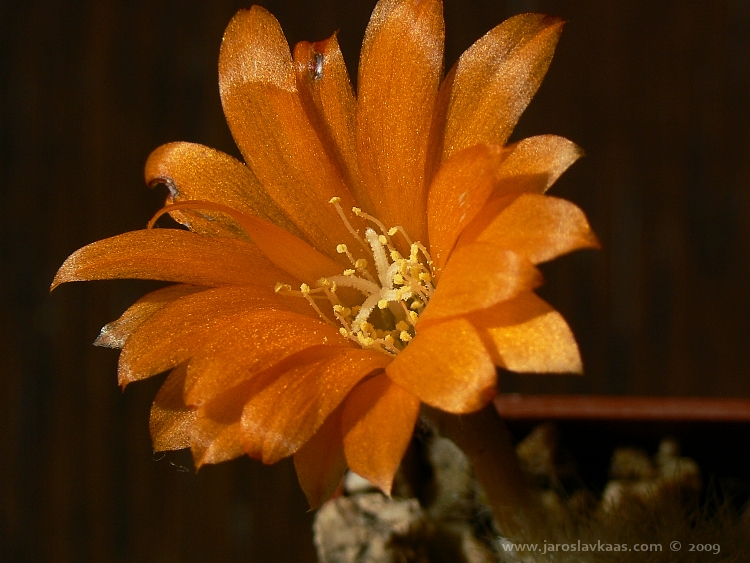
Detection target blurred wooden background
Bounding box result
[2,0,749,560]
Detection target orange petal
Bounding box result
[118,286,297,386]
[493,135,583,195]
[150,364,197,451]
[145,142,301,239]
[430,14,563,164]
[184,310,350,407]
[190,379,250,467]
[418,242,542,325]
[95,284,204,349]
[427,144,508,272]
[240,346,391,464]
[386,317,496,413]
[293,36,369,214]
[456,135,583,246]
[473,194,600,264]
[293,405,348,509]
[219,7,362,258]
[341,374,420,494]
[468,292,582,373]
[51,229,294,290]
[357,0,444,243]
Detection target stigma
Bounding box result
[276,198,435,356]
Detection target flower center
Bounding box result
[275,198,435,356]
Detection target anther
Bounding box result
[274,282,291,293]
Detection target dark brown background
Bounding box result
[2,0,749,561]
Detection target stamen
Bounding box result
[276,208,434,357]
[352,207,389,237]
[329,197,368,251]
[299,283,334,325]
[391,226,413,247]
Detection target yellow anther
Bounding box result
[300,283,311,295]
[333,305,345,314]
[354,258,368,270]
[409,311,419,324]
[343,269,356,276]
[384,334,395,346]
[274,282,291,293]
[352,207,362,216]
[388,227,398,236]
[419,272,431,282]
[336,244,348,254]
[410,299,424,310]
[377,299,388,309]
[339,327,349,337]
[390,250,402,261]
[378,235,388,245]
[396,321,409,332]
[399,331,412,342]
[317,278,330,287]
[410,244,419,261]
[393,273,404,285]
[328,196,341,204]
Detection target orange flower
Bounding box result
[53,0,598,507]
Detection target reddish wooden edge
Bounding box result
[494,395,750,422]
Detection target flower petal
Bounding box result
[386,317,496,413]
[95,284,204,349]
[357,0,444,243]
[473,194,600,264]
[150,364,196,452]
[492,135,582,195]
[219,7,362,257]
[418,242,542,325]
[293,405,348,509]
[118,286,299,386]
[211,208,343,284]
[427,144,508,272]
[341,374,420,494]
[190,383,249,467]
[240,346,391,464]
[184,310,350,407]
[456,135,584,245]
[51,229,293,290]
[145,142,300,239]
[468,292,582,373]
[430,14,563,166]
[293,36,369,214]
